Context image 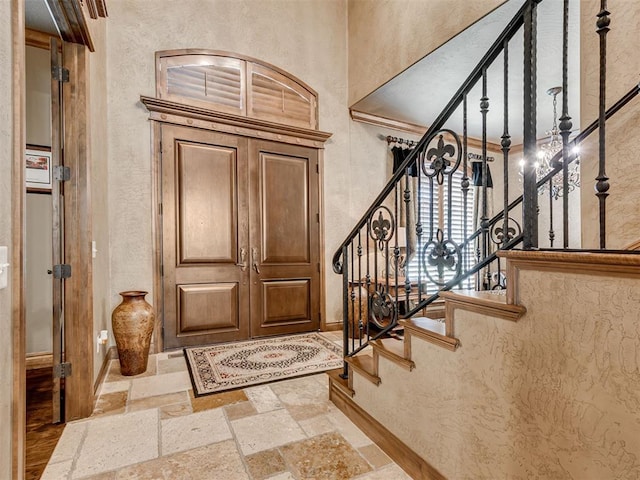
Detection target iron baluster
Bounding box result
[548,179,555,247]
[501,40,512,250]
[462,95,469,277]
[480,67,490,288]
[340,245,349,379]
[559,0,573,248]
[404,168,411,310]
[596,0,610,249]
[416,149,424,303]
[522,0,539,249]
[357,232,363,342]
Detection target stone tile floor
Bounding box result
[42,332,412,480]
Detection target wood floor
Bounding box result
[26,367,65,480]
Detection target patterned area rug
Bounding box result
[184,333,343,397]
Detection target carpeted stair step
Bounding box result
[371,338,414,371]
[345,354,380,386]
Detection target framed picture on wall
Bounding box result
[25,146,52,192]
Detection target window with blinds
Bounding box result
[405,169,475,294]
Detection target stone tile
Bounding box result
[112,440,248,479]
[92,391,128,417]
[297,414,336,438]
[167,351,184,359]
[245,448,286,479]
[83,472,117,480]
[189,388,248,413]
[265,473,295,480]
[231,409,306,455]
[157,356,186,375]
[127,391,188,413]
[99,380,131,395]
[224,401,257,421]
[128,371,191,400]
[358,443,392,469]
[159,402,193,420]
[161,406,232,456]
[244,385,282,413]
[280,432,372,479]
[46,421,87,464]
[105,357,157,382]
[270,375,332,421]
[72,409,159,477]
[327,408,373,448]
[352,464,413,479]
[40,459,73,480]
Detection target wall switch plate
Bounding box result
[0,246,9,290]
[92,240,97,259]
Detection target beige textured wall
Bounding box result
[105,0,350,326]
[90,18,110,382]
[353,267,640,478]
[0,0,14,475]
[580,0,640,249]
[347,0,505,105]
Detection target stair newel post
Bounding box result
[596,0,610,249]
[480,66,490,288]
[522,0,539,249]
[501,39,512,251]
[341,245,349,379]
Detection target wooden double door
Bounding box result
[161,124,321,349]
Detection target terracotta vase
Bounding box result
[111,291,155,376]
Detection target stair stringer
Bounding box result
[338,251,640,479]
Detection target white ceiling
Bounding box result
[25,0,59,36]
[351,0,581,145]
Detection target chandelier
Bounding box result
[520,86,581,200]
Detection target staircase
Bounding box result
[331,0,640,478]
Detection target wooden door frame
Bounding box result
[140,96,333,352]
[12,1,97,476]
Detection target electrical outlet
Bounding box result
[0,246,9,290]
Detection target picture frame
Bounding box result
[25,145,52,192]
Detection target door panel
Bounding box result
[162,125,249,348]
[261,154,310,263]
[177,142,237,264]
[250,140,320,337]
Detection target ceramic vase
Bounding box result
[111,291,155,376]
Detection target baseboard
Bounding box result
[329,377,446,480]
[25,353,53,370]
[93,346,118,395]
[321,323,343,332]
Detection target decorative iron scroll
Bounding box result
[490,217,522,246]
[370,290,396,328]
[421,130,462,185]
[368,207,395,251]
[421,228,462,286]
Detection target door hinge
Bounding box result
[317,262,321,273]
[316,213,320,223]
[52,66,70,83]
[160,264,164,276]
[53,362,72,378]
[53,166,71,182]
[158,203,163,215]
[316,164,319,174]
[52,264,72,279]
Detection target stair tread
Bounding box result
[326,369,355,397]
[440,289,526,321]
[345,354,380,385]
[401,317,447,336]
[441,289,509,304]
[372,338,415,370]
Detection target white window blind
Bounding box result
[406,169,475,294]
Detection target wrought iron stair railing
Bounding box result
[332,0,639,376]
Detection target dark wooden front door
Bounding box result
[249,140,320,337]
[162,125,250,348]
[161,128,320,348]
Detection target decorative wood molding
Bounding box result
[140,96,332,149]
[345,354,380,385]
[350,109,502,152]
[327,369,355,397]
[25,28,57,49]
[93,346,117,394]
[439,289,526,322]
[498,250,640,304]
[25,353,53,370]
[321,322,343,332]
[44,0,95,52]
[328,370,446,480]
[400,318,460,352]
[371,339,415,371]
